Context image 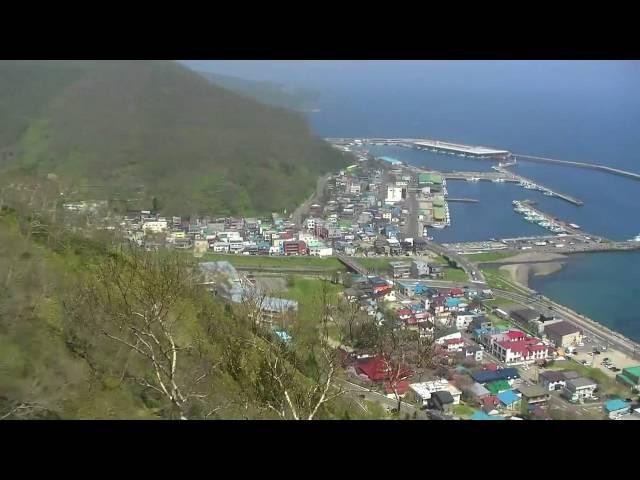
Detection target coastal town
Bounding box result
[61,141,640,421]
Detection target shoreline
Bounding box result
[494,260,640,360]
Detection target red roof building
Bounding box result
[356,356,412,382]
[384,380,410,396]
[449,288,465,297]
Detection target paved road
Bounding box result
[422,241,487,284]
[291,173,330,228]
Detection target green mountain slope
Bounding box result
[0,60,347,216]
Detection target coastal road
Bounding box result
[394,276,640,361]
[492,289,640,361]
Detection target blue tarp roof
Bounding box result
[446,298,461,307]
[497,390,520,406]
[471,411,505,420]
[604,399,629,412]
[472,368,520,384]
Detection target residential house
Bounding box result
[517,385,550,408]
[469,315,492,332]
[449,288,465,298]
[431,391,455,413]
[561,377,597,403]
[463,382,491,402]
[455,312,476,330]
[480,395,501,415]
[497,390,521,411]
[411,260,431,278]
[539,370,570,391]
[356,356,411,383]
[435,328,462,346]
[471,368,520,385]
[486,380,512,395]
[461,344,484,363]
[603,399,631,419]
[471,410,505,420]
[408,380,462,407]
[544,321,583,348]
[384,380,410,399]
[445,297,462,311]
[443,337,465,353]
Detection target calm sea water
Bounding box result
[300,61,640,340]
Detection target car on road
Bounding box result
[593,350,601,355]
[611,367,621,372]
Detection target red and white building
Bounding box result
[443,337,465,353]
[489,330,551,365]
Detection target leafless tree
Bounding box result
[248,281,345,420]
[69,246,218,419]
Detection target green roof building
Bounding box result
[616,365,640,389]
[432,197,445,207]
[486,380,511,395]
[433,206,445,221]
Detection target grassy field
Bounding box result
[462,251,519,263]
[357,257,391,273]
[452,402,476,418]
[483,297,519,309]
[482,268,530,295]
[485,312,512,329]
[441,267,469,282]
[203,253,345,271]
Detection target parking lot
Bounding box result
[566,337,638,378]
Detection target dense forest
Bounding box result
[0,60,348,216]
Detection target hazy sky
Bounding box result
[180,60,640,93]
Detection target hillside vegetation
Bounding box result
[0,60,348,216]
[0,203,372,420]
[198,71,321,112]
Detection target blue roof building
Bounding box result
[471,410,505,420]
[446,297,461,308]
[497,390,521,408]
[604,399,630,417]
[471,368,520,384]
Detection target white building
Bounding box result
[212,242,230,253]
[385,185,403,204]
[408,380,462,407]
[142,220,168,233]
[561,377,597,403]
[304,217,317,230]
[309,246,333,257]
[350,184,361,194]
[455,312,476,330]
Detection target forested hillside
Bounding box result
[0,60,348,216]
